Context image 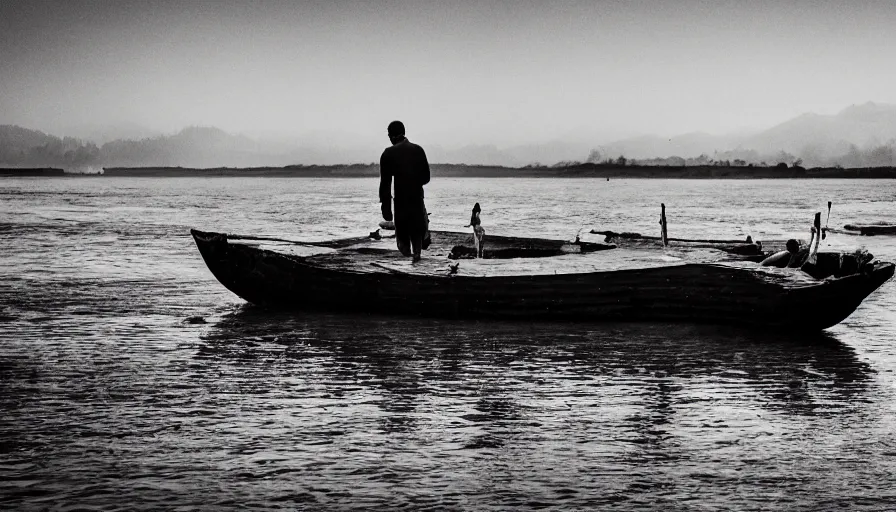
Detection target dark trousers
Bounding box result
[397,233,423,257]
[394,199,429,257]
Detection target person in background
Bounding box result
[760,238,810,268]
[467,202,485,258]
[379,120,431,262]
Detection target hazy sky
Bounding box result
[2,0,895,148]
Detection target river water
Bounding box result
[1,177,895,510]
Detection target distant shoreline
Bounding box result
[3,164,896,178]
[0,168,66,176]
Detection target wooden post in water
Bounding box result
[660,203,669,247]
[808,212,822,264]
[823,201,832,240]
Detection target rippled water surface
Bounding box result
[2,177,895,510]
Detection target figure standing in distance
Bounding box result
[379,121,431,262]
[467,202,485,258]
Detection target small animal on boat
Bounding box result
[467,202,485,258]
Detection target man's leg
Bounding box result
[396,232,412,256]
[410,233,423,262]
[421,204,431,250]
[395,200,425,260]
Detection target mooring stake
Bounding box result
[660,203,669,247]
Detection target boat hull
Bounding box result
[191,229,894,330]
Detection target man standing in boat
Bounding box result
[379,120,431,262]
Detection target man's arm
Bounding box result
[379,152,392,204]
[379,152,393,221]
[418,146,431,186]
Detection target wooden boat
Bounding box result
[843,224,896,236]
[191,228,894,330]
[589,229,785,260]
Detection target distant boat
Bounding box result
[191,228,893,330]
[843,224,896,236]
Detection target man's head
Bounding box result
[786,239,800,253]
[387,120,405,144]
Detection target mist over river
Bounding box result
[2,177,895,510]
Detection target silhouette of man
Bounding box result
[379,120,431,262]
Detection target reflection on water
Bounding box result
[200,307,873,423]
[2,177,896,510]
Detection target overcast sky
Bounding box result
[2,0,895,148]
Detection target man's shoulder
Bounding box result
[406,140,425,152]
[397,140,425,153]
[382,140,426,158]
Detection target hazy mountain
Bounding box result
[742,102,896,162]
[3,102,896,170]
[101,126,377,167]
[424,144,516,167]
[593,102,896,167]
[596,132,740,160]
[0,125,100,170]
[101,126,258,167]
[502,140,594,167]
[0,125,58,153]
[61,122,162,145]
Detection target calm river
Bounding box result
[1,177,895,510]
